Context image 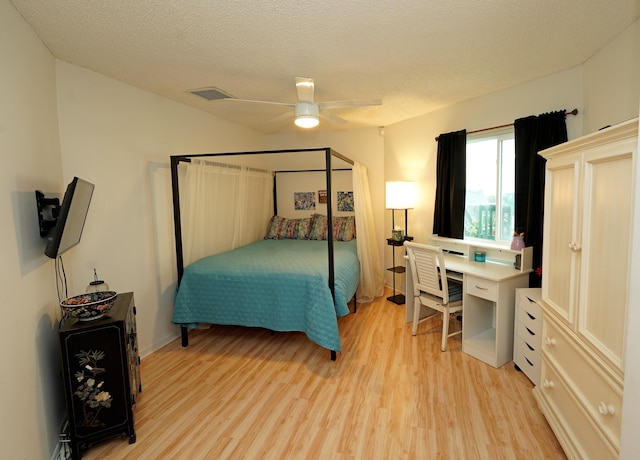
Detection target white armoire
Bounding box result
[533,118,638,459]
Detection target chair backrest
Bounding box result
[404,241,451,304]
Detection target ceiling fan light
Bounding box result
[294,102,320,128]
[295,115,319,128]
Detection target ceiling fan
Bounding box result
[223,77,382,128]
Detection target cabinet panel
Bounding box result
[542,157,579,323]
[579,151,633,369]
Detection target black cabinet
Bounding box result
[59,292,141,458]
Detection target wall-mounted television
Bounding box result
[36,177,95,259]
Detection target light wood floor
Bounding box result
[84,290,565,459]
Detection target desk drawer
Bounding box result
[542,318,623,448]
[466,275,497,302]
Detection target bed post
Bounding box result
[171,156,190,347]
[325,148,335,299]
[170,156,186,284]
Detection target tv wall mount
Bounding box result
[35,190,60,237]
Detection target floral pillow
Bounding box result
[264,215,285,239]
[265,216,312,239]
[309,214,356,241]
[308,214,329,240]
[281,217,312,239]
[332,216,356,241]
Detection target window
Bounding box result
[464,128,515,245]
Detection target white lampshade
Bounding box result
[294,102,320,128]
[385,181,417,209]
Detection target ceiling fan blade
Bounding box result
[223,98,294,107]
[318,98,382,110]
[319,110,348,125]
[268,111,294,124]
[295,77,315,103]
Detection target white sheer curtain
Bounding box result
[181,159,273,266]
[352,162,384,301]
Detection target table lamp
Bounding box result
[385,181,417,239]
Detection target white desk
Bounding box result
[406,252,531,368]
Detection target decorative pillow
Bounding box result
[333,216,356,241]
[293,217,312,239]
[309,214,356,241]
[265,216,313,239]
[308,214,329,240]
[281,217,311,239]
[264,215,285,239]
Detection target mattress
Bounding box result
[172,238,360,352]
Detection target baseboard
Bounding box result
[139,331,180,358]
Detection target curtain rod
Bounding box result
[434,108,579,142]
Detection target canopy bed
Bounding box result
[170,148,373,359]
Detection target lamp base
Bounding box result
[387,294,405,305]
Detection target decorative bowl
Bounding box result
[60,291,117,321]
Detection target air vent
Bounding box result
[187,86,233,101]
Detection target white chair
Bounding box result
[404,241,463,351]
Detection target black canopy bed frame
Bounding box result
[170,147,358,360]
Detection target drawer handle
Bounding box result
[525,357,534,367]
[544,337,557,346]
[526,327,536,336]
[526,312,537,320]
[475,285,489,291]
[598,402,616,416]
[526,342,535,352]
[569,241,582,251]
[542,379,555,389]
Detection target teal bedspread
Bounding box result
[172,239,360,352]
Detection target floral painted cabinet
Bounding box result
[59,292,141,459]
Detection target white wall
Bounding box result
[583,19,640,133]
[0,1,66,458]
[275,170,354,218]
[55,62,267,359]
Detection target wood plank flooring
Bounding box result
[83,290,565,459]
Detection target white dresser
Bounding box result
[513,288,542,385]
[533,118,638,459]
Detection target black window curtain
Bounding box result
[433,129,467,239]
[514,111,567,287]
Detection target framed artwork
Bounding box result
[318,190,328,204]
[294,192,316,210]
[337,191,354,212]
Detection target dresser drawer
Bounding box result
[466,275,497,301]
[542,318,623,448]
[516,319,542,350]
[538,359,617,459]
[514,339,541,386]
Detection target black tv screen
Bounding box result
[44,177,94,259]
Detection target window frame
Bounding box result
[463,126,515,248]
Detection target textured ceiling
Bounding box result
[10,0,640,133]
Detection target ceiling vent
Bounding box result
[187,86,233,101]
